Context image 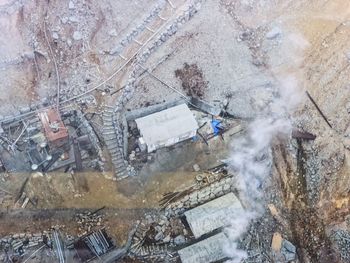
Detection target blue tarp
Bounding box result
[211,120,222,135]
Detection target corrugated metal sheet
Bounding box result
[184,193,243,238]
[74,229,114,262]
[178,233,229,263]
[135,104,198,152]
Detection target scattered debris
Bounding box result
[0,1,348,263]
[73,31,82,41]
[190,97,221,116]
[193,163,200,172]
[68,1,75,10]
[73,229,114,262]
[75,209,105,236]
[175,63,208,98]
[266,26,282,39]
[271,232,297,262]
[292,129,316,140]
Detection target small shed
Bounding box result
[178,232,229,263]
[135,104,198,152]
[184,193,243,238]
[38,108,69,148]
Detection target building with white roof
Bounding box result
[135,104,198,152]
[184,192,243,238]
[178,232,229,263]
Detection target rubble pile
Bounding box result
[1,232,46,250]
[128,170,240,261]
[75,210,105,236]
[0,231,51,261]
[128,214,187,261]
[175,63,208,98]
[0,107,104,174]
[0,226,115,262]
[331,230,350,261]
[1,0,350,262]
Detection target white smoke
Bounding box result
[223,103,293,262]
[223,29,307,261]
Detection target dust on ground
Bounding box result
[1,0,350,262]
[0,169,196,243]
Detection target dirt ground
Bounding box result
[0,134,230,243]
[0,169,192,236]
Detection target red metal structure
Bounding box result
[38,108,69,148]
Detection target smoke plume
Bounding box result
[223,30,307,261]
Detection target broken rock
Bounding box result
[163,235,171,243]
[69,16,79,23]
[69,1,75,9]
[155,231,164,242]
[281,239,297,261]
[193,163,201,172]
[52,32,59,40]
[174,235,186,245]
[73,31,82,41]
[108,29,118,37]
[266,26,282,40]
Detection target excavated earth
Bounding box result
[0,0,349,262]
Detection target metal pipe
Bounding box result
[22,245,46,263]
[306,91,332,128]
[43,21,60,112]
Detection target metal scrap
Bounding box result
[306,91,332,128]
[73,229,114,262]
[9,121,27,152]
[14,176,30,204]
[53,229,65,263]
[292,129,316,140]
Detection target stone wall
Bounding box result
[165,175,235,216]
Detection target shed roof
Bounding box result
[38,108,68,146]
[184,192,243,238]
[178,232,229,263]
[135,104,198,147]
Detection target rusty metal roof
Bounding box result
[38,108,68,145]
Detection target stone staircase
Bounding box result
[102,106,129,180]
[130,242,172,259]
[139,244,170,257]
[129,221,174,260]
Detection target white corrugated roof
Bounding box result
[184,193,243,238]
[135,104,198,148]
[178,232,229,263]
